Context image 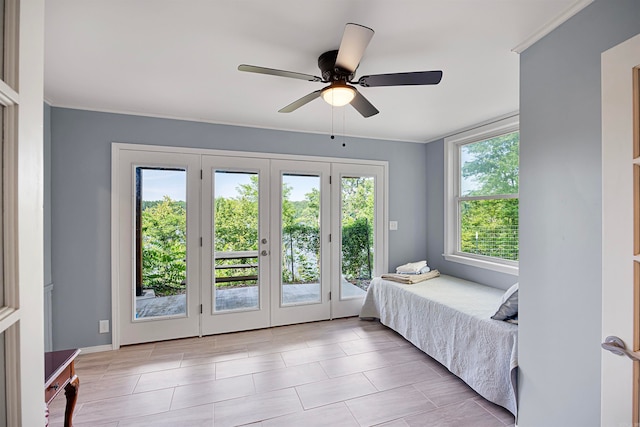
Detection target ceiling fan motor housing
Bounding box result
[318,50,355,82]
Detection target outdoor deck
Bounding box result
[136,281,367,318]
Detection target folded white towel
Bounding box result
[398,265,431,275]
[396,260,428,274]
[381,269,440,284]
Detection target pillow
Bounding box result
[491,282,518,321]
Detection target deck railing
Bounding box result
[214,250,258,283]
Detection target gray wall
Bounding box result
[425,138,517,291]
[49,107,429,349]
[518,0,640,425]
[44,103,53,352]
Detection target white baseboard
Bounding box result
[79,344,115,354]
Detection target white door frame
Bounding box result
[112,143,388,348]
[601,33,640,426]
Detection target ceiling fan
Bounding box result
[238,23,443,118]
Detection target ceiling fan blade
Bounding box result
[278,90,323,113]
[238,64,322,82]
[335,23,374,74]
[350,90,379,118]
[357,70,443,87]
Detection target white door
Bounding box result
[116,149,201,345]
[331,163,385,318]
[200,156,271,335]
[601,33,640,426]
[270,160,332,326]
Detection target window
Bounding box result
[444,115,519,275]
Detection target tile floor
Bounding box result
[47,317,516,427]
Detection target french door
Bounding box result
[116,149,201,345]
[114,145,386,346]
[200,156,271,335]
[270,160,332,326]
[331,163,385,318]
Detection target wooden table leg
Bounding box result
[63,375,79,427]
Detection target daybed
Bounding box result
[360,274,518,415]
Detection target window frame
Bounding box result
[444,115,519,276]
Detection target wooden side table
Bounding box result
[45,349,80,427]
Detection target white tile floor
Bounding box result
[47,317,515,427]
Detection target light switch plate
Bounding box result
[389,221,398,231]
[99,320,109,334]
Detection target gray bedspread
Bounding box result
[360,274,518,415]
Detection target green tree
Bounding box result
[141,174,379,291]
[297,187,319,226]
[462,132,518,195]
[282,186,320,284]
[341,177,374,227]
[282,223,320,283]
[141,196,187,296]
[214,196,258,253]
[342,217,373,280]
[341,177,375,283]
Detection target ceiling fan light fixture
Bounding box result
[321,84,356,107]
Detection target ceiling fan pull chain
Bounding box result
[342,107,347,147]
[330,104,335,140]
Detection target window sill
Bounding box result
[442,253,519,276]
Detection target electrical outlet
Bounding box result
[99,320,109,334]
[389,221,398,231]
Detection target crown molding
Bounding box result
[512,0,593,54]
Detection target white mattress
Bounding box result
[360,274,518,415]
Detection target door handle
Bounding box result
[601,336,640,362]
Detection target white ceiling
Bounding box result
[44,0,585,143]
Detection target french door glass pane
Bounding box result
[134,167,187,319]
[213,171,259,312]
[341,176,375,295]
[281,174,321,305]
